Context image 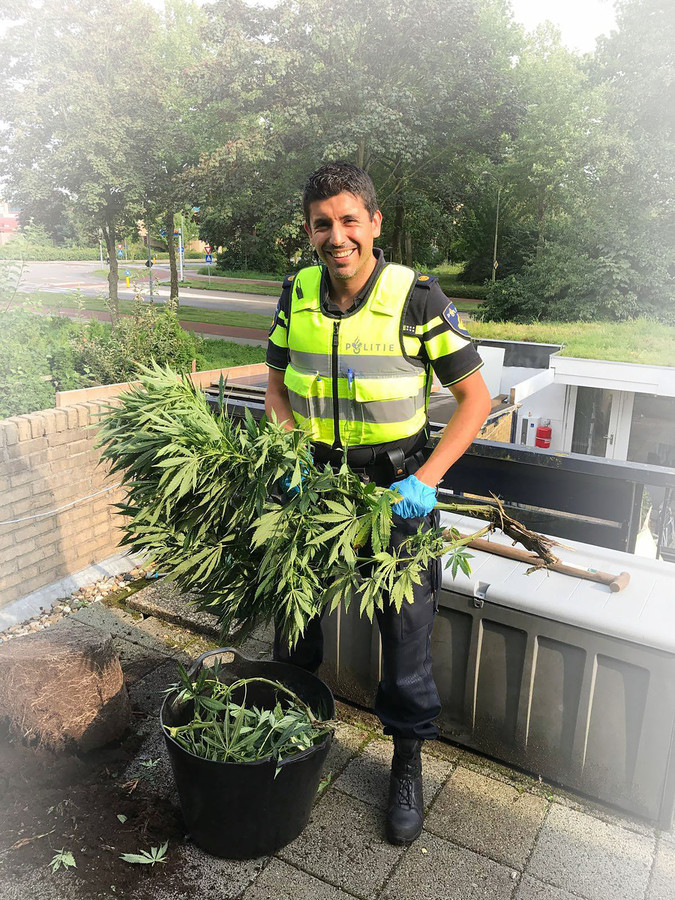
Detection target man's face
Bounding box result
[304,191,382,283]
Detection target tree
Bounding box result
[480,3,675,323]
[192,0,520,269]
[0,0,165,320]
[145,0,211,302]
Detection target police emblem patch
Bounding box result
[268,302,281,336]
[442,302,470,337]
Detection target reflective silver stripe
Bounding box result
[288,386,427,425]
[289,349,425,376]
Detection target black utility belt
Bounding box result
[312,445,427,486]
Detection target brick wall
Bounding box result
[0,401,125,607]
[480,408,516,443]
[1,364,269,609]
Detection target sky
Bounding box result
[508,0,617,53]
[143,0,619,55]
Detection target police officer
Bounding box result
[265,162,491,844]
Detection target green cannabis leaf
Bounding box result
[49,849,76,873]
[120,841,168,866]
[164,669,331,765]
[97,364,495,649]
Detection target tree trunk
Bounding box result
[404,231,413,268]
[536,190,546,258]
[101,218,119,324]
[356,138,366,170]
[165,209,179,307]
[391,197,404,264]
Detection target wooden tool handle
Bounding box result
[466,537,631,592]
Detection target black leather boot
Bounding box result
[385,736,424,844]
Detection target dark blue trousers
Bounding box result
[273,510,442,740]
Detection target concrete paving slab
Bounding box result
[111,635,172,684]
[277,789,405,897]
[513,875,581,899]
[127,581,219,637]
[333,736,452,812]
[129,659,182,717]
[146,842,267,899]
[321,723,371,785]
[531,784,657,840]
[240,858,358,899]
[0,869,73,900]
[67,616,169,684]
[380,830,518,900]
[455,746,542,794]
[70,603,171,652]
[426,766,548,870]
[235,635,274,661]
[648,839,675,900]
[131,615,218,659]
[332,700,385,738]
[424,738,463,764]
[527,804,655,900]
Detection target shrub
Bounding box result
[0,309,85,418]
[0,245,99,261]
[72,300,204,385]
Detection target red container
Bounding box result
[535,424,552,449]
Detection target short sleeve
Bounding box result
[266,278,292,371]
[407,279,484,386]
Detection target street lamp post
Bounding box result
[492,185,502,283]
[146,211,154,301]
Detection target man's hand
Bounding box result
[389,474,437,519]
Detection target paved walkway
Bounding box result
[2,581,673,900]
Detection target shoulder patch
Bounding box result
[415,273,438,288]
[442,302,470,338]
[282,273,296,289]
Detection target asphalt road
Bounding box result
[16,260,280,315]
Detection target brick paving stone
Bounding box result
[240,859,358,900]
[333,736,452,811]
[514,875,582,900]
[528,805,654,900]
[277,789,404,897]
[321,723,370,785]
[426,766,548,870]
[154,843,268,898]
[380,830,517,900]
[648,839,675,900]
[129,659,181,716]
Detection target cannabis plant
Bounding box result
[164,662,330,768]
[98,364,555,648]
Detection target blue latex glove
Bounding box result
[279,456,312,498]
[279,472,303,497]
[389,474,437,518]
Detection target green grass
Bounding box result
[18,291,274,331]
[469,319,675,366]
[428,264,486,301]
[161,279,280,297]
[197,266,284,282]
[22,290,672,366]
[198,338,267,369]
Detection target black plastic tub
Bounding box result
[160,647,334,859]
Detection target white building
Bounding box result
[474,339,675,470]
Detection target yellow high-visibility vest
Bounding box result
[284,263,430,446]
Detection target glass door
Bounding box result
[570,387,622,459]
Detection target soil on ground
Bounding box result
[0,706,191,899]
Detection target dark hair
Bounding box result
[302,161,378,222]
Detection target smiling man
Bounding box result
[265,161,491,844]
